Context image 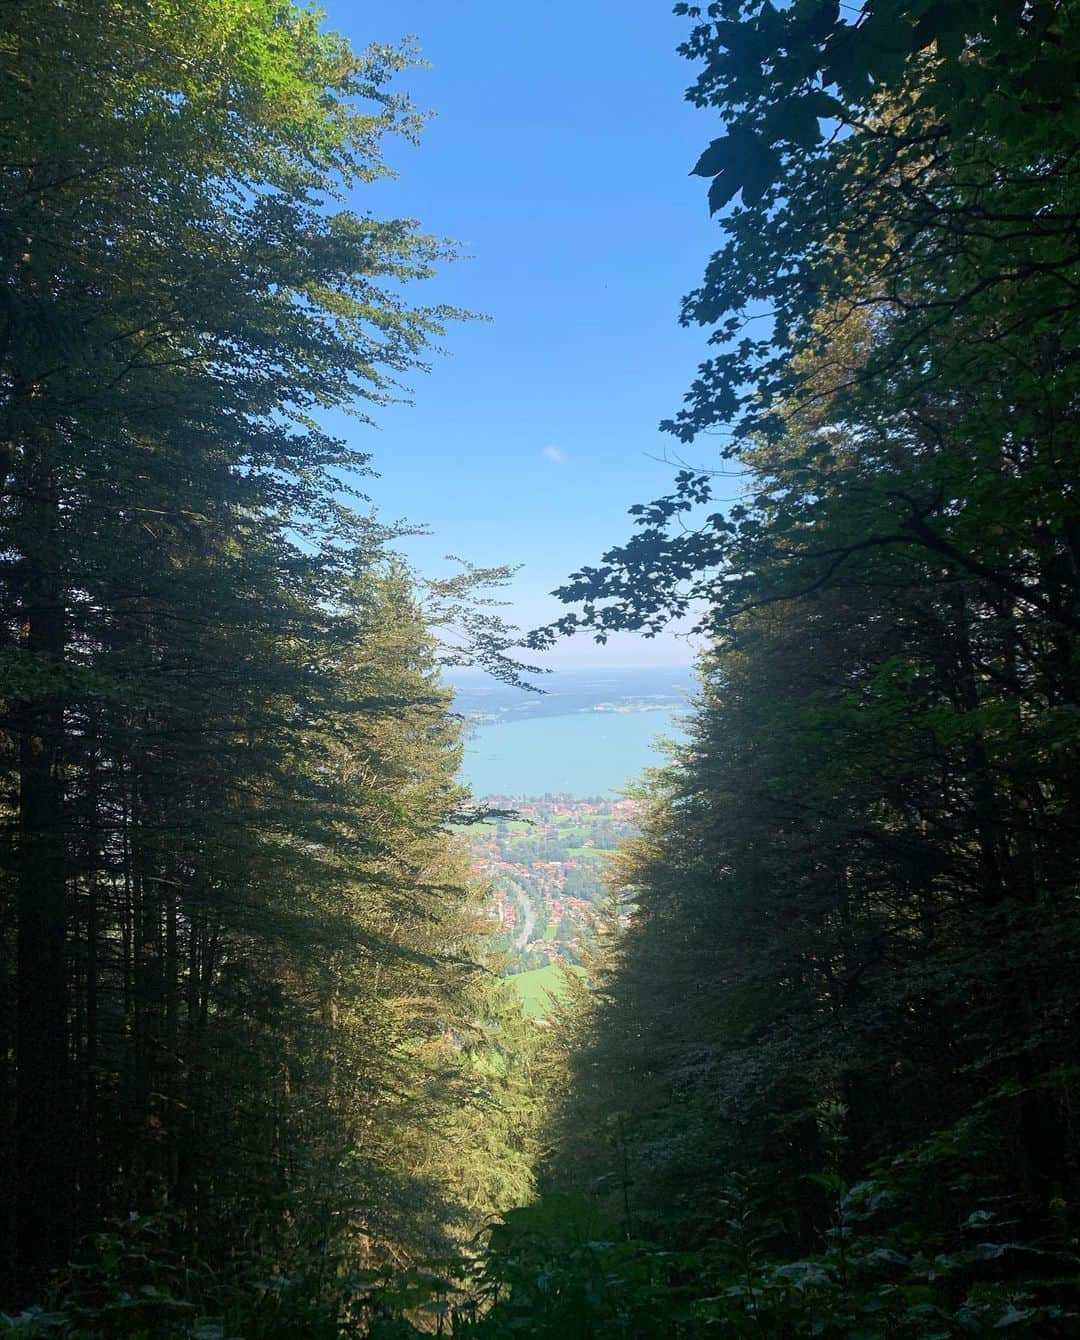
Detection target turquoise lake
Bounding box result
[459,709,685,798]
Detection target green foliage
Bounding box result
[0,0,535,1307]
[403,1170,1077,1337]
[527,4,1080,1334]
[0,1213,348,1339]
[532,0,1079,646]
[14,1174,1074,1337]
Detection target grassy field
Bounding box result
[551,825,591,841]
[507,963,586,1018]
[564,845,617,860]
[448,819,533,836]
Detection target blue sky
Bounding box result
[321,0,726,667]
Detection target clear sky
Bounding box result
[321,0,724,668]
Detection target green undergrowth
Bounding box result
[9,1131,1078,1340]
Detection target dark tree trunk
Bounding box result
[15,464,73,1292]
[81,725,101,1231]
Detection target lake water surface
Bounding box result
[460,709,684,798]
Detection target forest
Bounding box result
[1,1,1078,1335]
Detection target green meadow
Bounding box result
[507,964,586,1019]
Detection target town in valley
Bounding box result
[458,796,639,981]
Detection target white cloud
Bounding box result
[541,445,567,464]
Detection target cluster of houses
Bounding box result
[464,797,640,955]
[482,868,594,943]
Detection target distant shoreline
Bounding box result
[463,700,677,726]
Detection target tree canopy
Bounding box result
[1,0,536,1310]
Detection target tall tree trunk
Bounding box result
[15,458,72,1291]
[81,723,101,1232]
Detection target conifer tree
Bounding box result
[1,0,532,1302]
